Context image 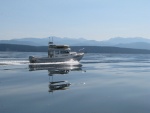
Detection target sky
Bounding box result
[0,0,150,41]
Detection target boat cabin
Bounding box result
[48,43,71,58]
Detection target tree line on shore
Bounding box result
[1,44,150,54]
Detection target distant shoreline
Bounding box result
[1,44,150,54]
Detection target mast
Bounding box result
[49,37,53,45]
[48,37,54,58]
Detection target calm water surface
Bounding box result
[1,52,150,113]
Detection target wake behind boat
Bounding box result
[29,41,84,63]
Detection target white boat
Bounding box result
[29,41,84,63]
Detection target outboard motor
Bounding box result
[29,56,36,63]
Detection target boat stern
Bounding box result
[29,56,37,63]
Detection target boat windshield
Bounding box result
[60,50,70,54]
[49,45,69,49]
[55,45,69,49]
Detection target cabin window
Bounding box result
[55,51,59,54]
[49,45,54,48]
[60,50,69,54]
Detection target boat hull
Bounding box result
[29,53,84,63]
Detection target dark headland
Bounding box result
[1,44,150,54]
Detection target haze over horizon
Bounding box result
[1,0,150,41]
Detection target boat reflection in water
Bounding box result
[29,61,83,92]
[49,80,71,92]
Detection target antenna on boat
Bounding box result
[49,37,53,44]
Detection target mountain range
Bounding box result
[1,37,150,50]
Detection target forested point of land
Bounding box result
[1,44,150,54]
